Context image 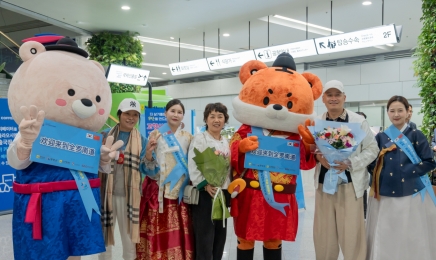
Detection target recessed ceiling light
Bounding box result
[137,36,234,54]
[142,52,146,55]
[170,37,174,40]
[270,15,344,34]
[223,33,230,37]
[142,62,169,68]
[362,1,372,5]
[162,72,167,75]
[121,6,130,10]
[141,62,170,68]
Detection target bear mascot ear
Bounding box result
[302,72,323,101]
[91,60,105,74]
[19,41,46,61]
[239,60,268,84]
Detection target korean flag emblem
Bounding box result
[86,133,93,139]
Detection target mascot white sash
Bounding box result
[245,127,301,216]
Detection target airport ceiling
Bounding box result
[0,0,422,82]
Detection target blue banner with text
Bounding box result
[0,98,18,212]
[30,119,102,174]
[145,108,166,137]
[244,129,300,175]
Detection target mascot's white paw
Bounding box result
[100,136,124,165]
[17,105,45,149]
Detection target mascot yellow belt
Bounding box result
[227,53,322,260]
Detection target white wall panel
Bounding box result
[220,78,242,95]
[304,68,327,85]
[180,98,203,111]
[369,82,402,101]
[326,65,361,86]
[399,58,417,82]
[201,80,221,97]
[345,84,369,102]
[162,84,180,98]
[402,81,420,99]
[361,60,400,84]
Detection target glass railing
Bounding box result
[0,30,22,75]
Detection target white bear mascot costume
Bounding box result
[7,37,122,260]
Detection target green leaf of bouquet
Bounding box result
[192,147,229,187]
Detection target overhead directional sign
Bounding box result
[106,64,150,85]
[314,24,399,55]
[254,40,318,62]
[207,50,256,70]
[169,59,210,76]
[167,24,402,74]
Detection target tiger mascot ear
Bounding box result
[301,72,323,101]
[239,60,268,84]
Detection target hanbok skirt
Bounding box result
[366,192,436,260]
[136,177,194,260]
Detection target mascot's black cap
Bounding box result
[45,37,88,58]
[272,52,296,71]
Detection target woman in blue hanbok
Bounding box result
[366,95,436,260]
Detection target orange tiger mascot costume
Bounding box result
[228,53,322,260]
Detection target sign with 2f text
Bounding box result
[315,24,398,55]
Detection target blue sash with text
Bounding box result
[244,127,300,215]
[384,125,436,205]
[159,124,189,202]
[383,125,421,164]
[69,169,101,220]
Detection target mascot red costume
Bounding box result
[228,53,322,260]
[7,37,122,260]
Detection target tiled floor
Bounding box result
[0,169,346,259]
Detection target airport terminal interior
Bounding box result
[0,0,431,259]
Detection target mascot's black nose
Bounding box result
[81,98,93,107]
[273,104,283,110]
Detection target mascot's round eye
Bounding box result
[263,97,269,105]
[30,48,37,54]
[68,89,75,96]
[96,96,101,103]
[287,101,293,109]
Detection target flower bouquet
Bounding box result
[192,147,230,226]
[308,119,366,194]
